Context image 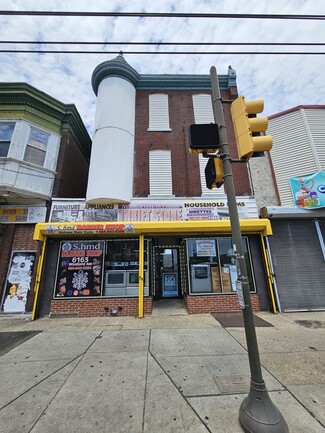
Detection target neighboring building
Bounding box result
[32,55,276,319]
[0,83,91,314]
[251,105,325,311]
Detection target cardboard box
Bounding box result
[221,267,232,292]
[211,266,222,293]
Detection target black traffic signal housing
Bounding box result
[205,156,224,189]
[189,123,220,154]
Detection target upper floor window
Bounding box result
[0,123,15,157]
[149,149,173,196]
[24,127,49,166]
[148,94,171,131]
[192,94,214,124]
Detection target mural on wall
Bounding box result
[2,251,36,313]
[290,171,325,209]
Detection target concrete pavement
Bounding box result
[0,310,324,433]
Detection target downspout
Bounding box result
[32,236,47,321]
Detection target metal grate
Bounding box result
[0,331,41,356]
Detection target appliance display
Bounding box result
[126,270,149,296]
[104,270,148,297]
[191,264,212,293]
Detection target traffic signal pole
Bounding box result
[210,66,288,433]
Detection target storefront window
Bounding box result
[55,240,104,298]
[54,239,148,298]
[187,237,255,295]
[103,239,148,297]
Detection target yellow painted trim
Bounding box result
[260,234,277,314]
[138,234,145,318]
[33,219,272,240]
[31,237,47,321]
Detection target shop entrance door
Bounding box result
[154,247,180,298]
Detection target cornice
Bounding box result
[92,55,237,94]
[0,82,91,159]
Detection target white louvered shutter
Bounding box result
[149,150,173,196]
[148,94,171,131]
[192,94,224,195]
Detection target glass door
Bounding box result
[155,247,179,298]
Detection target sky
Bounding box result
[0,0,324,136]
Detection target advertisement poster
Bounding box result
[55,240,104,297]
[196,240,216,257]
[162,273,178,297]
[290,171,325,209]
[2,251,36,313]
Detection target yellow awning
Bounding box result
[34,219,272,241]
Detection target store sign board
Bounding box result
[290,171,325,209]
[0,206,46,223]
[46,223,135,235]
[50,198,257,223]
[1,251,36,313]
[55,240,105,298]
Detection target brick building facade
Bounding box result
[0,83,91,314]
[31,56,276,319]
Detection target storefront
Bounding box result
[32,219,275,319]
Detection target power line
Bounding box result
[0,49,324,55]
[0,11,324,20]
[1,40,324,47]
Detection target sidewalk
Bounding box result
[0,311,324,432]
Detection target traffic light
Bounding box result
[189,123,220,154]
[205,156,224,189]
[230,96,272,160]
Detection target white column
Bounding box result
[86,76,136,204]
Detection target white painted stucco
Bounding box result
[86,76,136,203]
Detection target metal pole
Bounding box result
[210,66,288,433]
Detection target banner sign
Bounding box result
[55,240,105,297]
[2,251,36,313]
[50,197,257,223]
[289,171,325,209]
[0,206,46,223]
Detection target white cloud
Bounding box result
[0,0,324,132]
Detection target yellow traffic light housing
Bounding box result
[205,156,224,189]
[230,96,272,160]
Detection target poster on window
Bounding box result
[196,240,216,257]
[55,240,104,297]
[290,171,325,209]
[2,251,36,313]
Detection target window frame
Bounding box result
[23,126,49,167]
[0,123,15,158]
[148,93,172,132]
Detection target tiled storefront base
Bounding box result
[50,294,260,317]
[185,293,260,314]
[50,297,153,317]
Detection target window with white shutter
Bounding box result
[149,150,173,196]
[192,94,224,195]
[148,94,171,131]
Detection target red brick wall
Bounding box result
[52,132,90,198]
[185,293,260,314]
[50,297,153,317]
[133,89,253,198]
